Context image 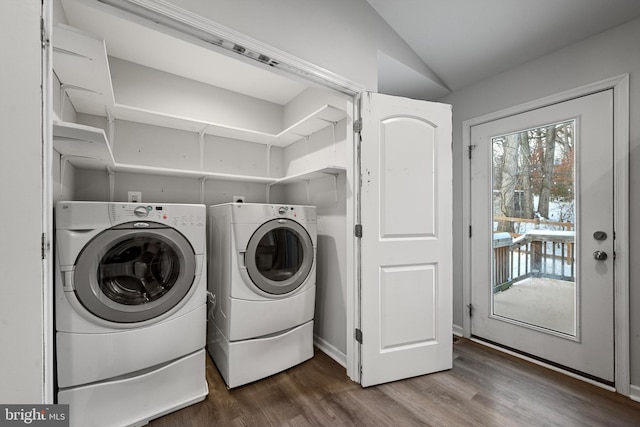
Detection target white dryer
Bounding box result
[207,203,317,388]
[55,201,208,427]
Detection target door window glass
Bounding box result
[491,119,576,336]
[255,228,304,281]
[98,237,180,305]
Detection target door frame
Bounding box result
[47,0,366,385]
[461,74,630,395]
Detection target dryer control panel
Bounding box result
[109,203,205,228]
[270,205,316,223]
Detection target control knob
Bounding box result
[134,206,149,218]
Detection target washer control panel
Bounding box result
[110,203,205,228]
[269,205,316,222]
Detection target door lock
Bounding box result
[593,231,607,241]
[593,250,608,261]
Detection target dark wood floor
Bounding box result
[149,338,640,426]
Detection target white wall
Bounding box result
[280,174,348,360]
[440,17,640,388]
[110,58,285,134]
[72,114,285,205]
[277,113,349,360]
[0,1,46,403]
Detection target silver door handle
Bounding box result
[593,251,608,261]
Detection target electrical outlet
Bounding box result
[233,195,245,203]
[128,191,142,203]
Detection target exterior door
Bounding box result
[359,92,453,387]
[470,90,614,383]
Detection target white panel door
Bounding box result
[470,90,615,383]
[359,92,452,387]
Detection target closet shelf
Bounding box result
[114,163,278,184]
[272,166,346,185]
[53,120,345,184]
[53,121,115,170]
[52,23,346,148]
[114,103,346,147]
[275,105,346,146]
[52,24,115,117]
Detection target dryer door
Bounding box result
[246,219,314,295]
[73,222,196,323]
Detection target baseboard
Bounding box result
[453,324,464,337]
[630,384,640,403]
[314,335,347,368]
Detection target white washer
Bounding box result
[207,203,317,388]
[55,201,208,427]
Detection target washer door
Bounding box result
[73,222,196,323]
[245,219,314,295]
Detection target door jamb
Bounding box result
[461,74,630,395]
[42,0,54,402]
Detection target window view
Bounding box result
[491,120,576,336]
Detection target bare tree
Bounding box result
[537,125,557,219]
[496,133,520,232]
[518,131,534,219]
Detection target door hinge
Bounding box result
[41,18,49,49]
[469,225,472,238]
[355,328,363,344]
[41,233,48,259]
[467,303,474,318]
[468,145,477,159]
[353,119,362,133]
[355,224,363,238]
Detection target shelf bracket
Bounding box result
[60,155,70,198]
[107,168,115,202]
[198,127,208,171]
[332,173,339,202]
[106,109,115,151]
[266,144,273,177]
[294,134,310,156]
[59,84,101,120]
[319,119,338,152]
[199,176,208,205]
[294,134,312,173]
[305,179,311,204]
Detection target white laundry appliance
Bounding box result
[207,203,317,388]
[55,201,208,427]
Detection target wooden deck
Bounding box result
[493,277,575,336]
[149,339,640,426]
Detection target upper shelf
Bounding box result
[272,166,346,185]
[52,24,346,147]
[113,103,345,147]
[52,121,346,184]
[52,24,115,117]
[53,120,115,170]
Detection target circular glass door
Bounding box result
[73,223,196,323]
[245,219,314,295]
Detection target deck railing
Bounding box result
[493,217,575,293]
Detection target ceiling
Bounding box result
[368,0,640,99]
[60,0,309,106]
[60,0,640,104]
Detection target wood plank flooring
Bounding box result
[149,338,640,426]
